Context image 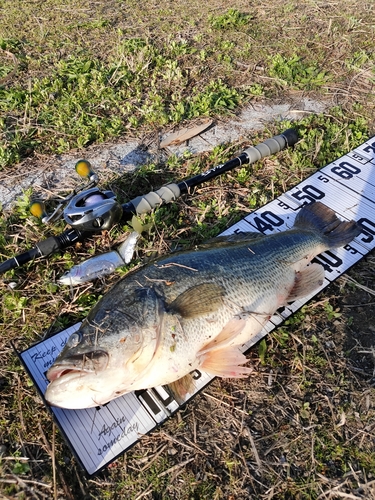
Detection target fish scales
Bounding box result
[112,231,323,374]
[45,202,361,409]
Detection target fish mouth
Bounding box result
[46,348,109,382]
[46,366,88,382]
[44,366,106,409]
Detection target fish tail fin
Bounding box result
[294,202,361,249]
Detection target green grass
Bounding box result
[0,46,242,167]
[1,1,374,169]
[1,0,375,499]
[269,53,330,90]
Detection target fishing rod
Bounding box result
[0,128,298,275]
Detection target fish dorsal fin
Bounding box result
[168,283,224,318]
[287,263,325,303]
[201,232,266,248]
[167,373,195,402]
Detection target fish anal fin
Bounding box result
[287,263,325,302]
[168,373,195,402]
[168,283,224,318]
[200,346,253,378]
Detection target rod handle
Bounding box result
[127,183,181,215]
[243,128,299,163]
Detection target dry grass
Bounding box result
[2,157,375,499]
[1,0,375,499]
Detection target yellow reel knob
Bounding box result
[30,200,47,219]
[75,159,94,179]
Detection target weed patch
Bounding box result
[209,8,252,30]
[0,48,242,167]
[269,54,330,90]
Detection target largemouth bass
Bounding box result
[45,202,360,409]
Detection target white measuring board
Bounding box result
[18,134,375,475]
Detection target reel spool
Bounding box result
[63,188,123,232]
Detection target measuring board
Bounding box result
[17,135,375,476]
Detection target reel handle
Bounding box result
[75,159,98,183]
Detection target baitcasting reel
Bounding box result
[30,160,123,232]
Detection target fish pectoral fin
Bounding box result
[199,346,253,378]
[168,283,225,318]
[287,263,325,302]
[167,373,195,402]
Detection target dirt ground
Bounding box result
[1,127,375,499]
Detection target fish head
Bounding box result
[45,286,164,409]
[57,255,119,285]
[58,266,82,285]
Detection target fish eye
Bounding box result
[68,332,82,347]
